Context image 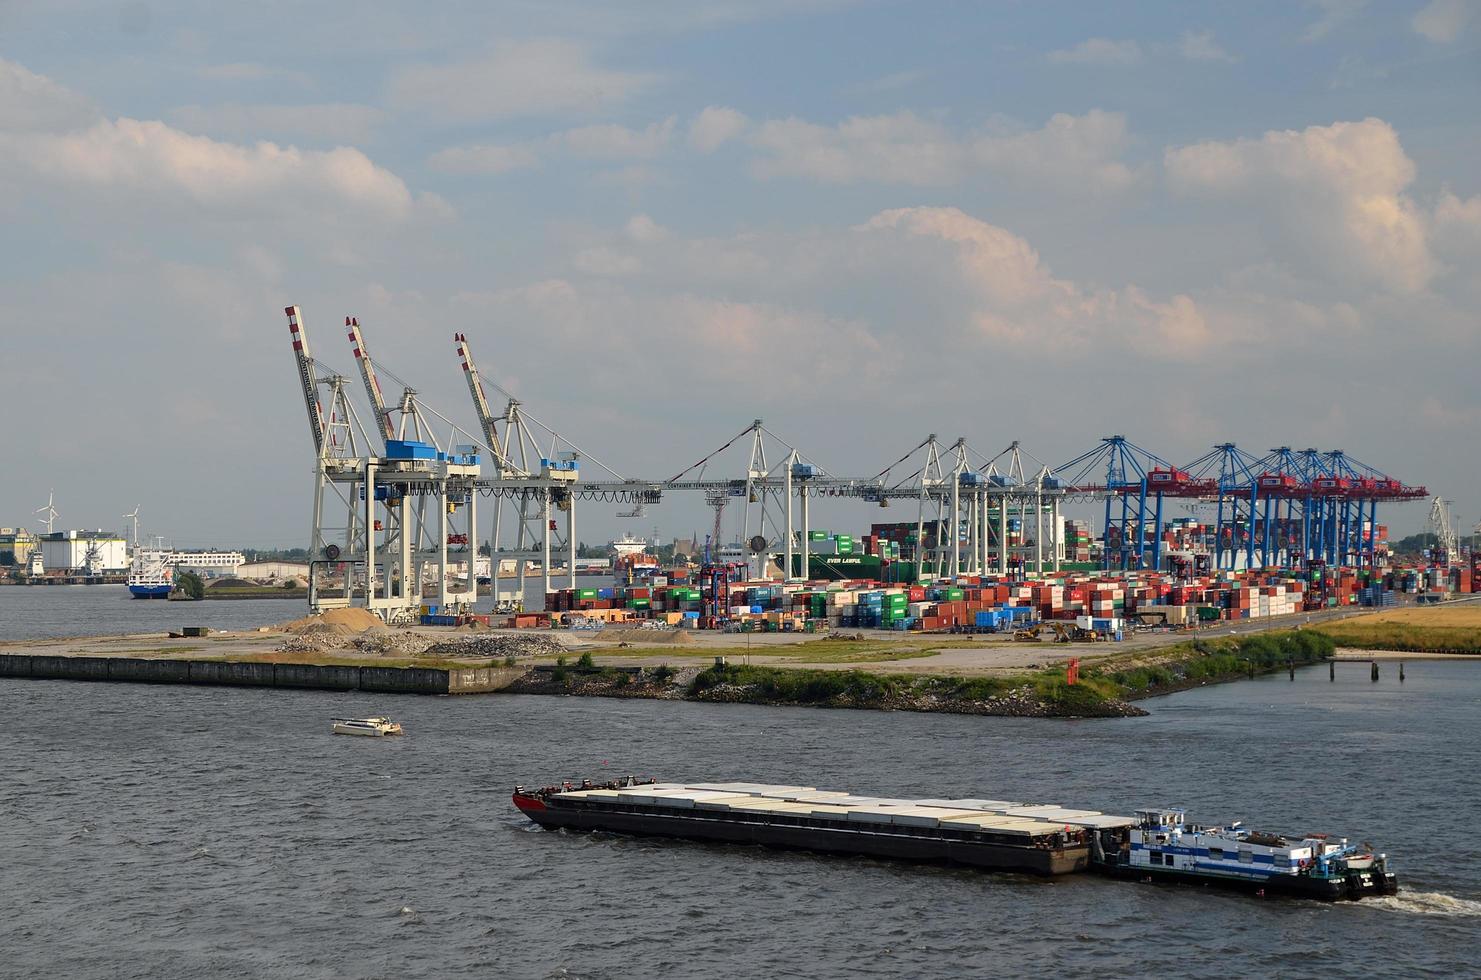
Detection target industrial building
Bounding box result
[0,528,38,567]
[39,530,128,573]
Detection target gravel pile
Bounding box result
[422,634,566,660]
[277,623,356,653]
[351,630,434,657]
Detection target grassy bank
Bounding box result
[1087,629,1335,697]
[205,587,308,600]
[1309,605,1481,654]
[641,629,1336,717]
[687,661,1128,716]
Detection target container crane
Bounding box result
[1430,496,1458,568]
[454,332,516,475]
[286,306,327,458]
[284,305,371,611]
[346,316,395,448]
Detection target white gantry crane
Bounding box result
[1430,495,1458,567]
[346,316,396,448]
[291,305,486,623]
[455,330,576,600]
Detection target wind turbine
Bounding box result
[34,491,58,535]
[123,506,141,549]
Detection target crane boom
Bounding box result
[285,305,326,458]
[346,316,395,447]
[455,332,506,468]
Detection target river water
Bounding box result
[3,595,1480,978]
[0,575,610,641]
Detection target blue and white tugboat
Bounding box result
[126,549,174,599]
[1106,807,1398,900]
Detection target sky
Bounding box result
[2,0,1479,547]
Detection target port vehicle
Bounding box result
[331,716,404,737]
[126,549,174,599]
[513,778,1398,901]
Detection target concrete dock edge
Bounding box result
[0,653,528,695]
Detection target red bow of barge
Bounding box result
[514,779,1398,902]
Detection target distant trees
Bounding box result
[175,571,205,600]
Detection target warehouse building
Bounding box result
[39,530,128,573]
[0,528,39,567]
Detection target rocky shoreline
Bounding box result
[500,664,1148,718]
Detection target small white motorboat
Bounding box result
[331,716,404,737]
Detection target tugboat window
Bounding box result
[1208,847,1224,859]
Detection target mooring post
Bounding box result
[1399,662,1405,683]
[1371,661,1379,682]
[1329,660,1335,682]
[1288,659,1295,681]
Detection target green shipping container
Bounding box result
[809,530,829,541]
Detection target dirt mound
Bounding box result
[277,607,383,634]
[208,577,257,589]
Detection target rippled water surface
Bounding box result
[0,577,609,640]
[4,623,1480,977]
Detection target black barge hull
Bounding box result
[1104,863,1400,901]
[515,794,1087,876]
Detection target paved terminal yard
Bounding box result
[0,602,1396,679]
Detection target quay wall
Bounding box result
[0,654,526,695]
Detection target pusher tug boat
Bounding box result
[513,778,1397,901]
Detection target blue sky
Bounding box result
[2,0,1479,545]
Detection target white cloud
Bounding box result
[428,142,541,175]
[1,118,418,220]
[1165,118,1433,293]
[845,69,928,95]
[561,116,676,158]
[561,206,1240,361]
[751,111,961,184]
[1433,191,1481,286]
[428,117,675,176]
[688,105,750,152]
[388,39,658,124]
[0,59,429,223]
[572,245,643,277]
[1177,30,1238,63]
[1412,0,1474,42]
[168,103,387,145]
[747,109,1138,192]
[1435,190,1481,236]
[624,213,669,243]
[1047,38,1144,67]
[452,278,885,400]
[0,58,97,132]
[1302,0,1366,41]
[970,110,1137,193]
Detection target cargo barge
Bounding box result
[512,779,1398,901]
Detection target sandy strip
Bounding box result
[1333,648,1481,661]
